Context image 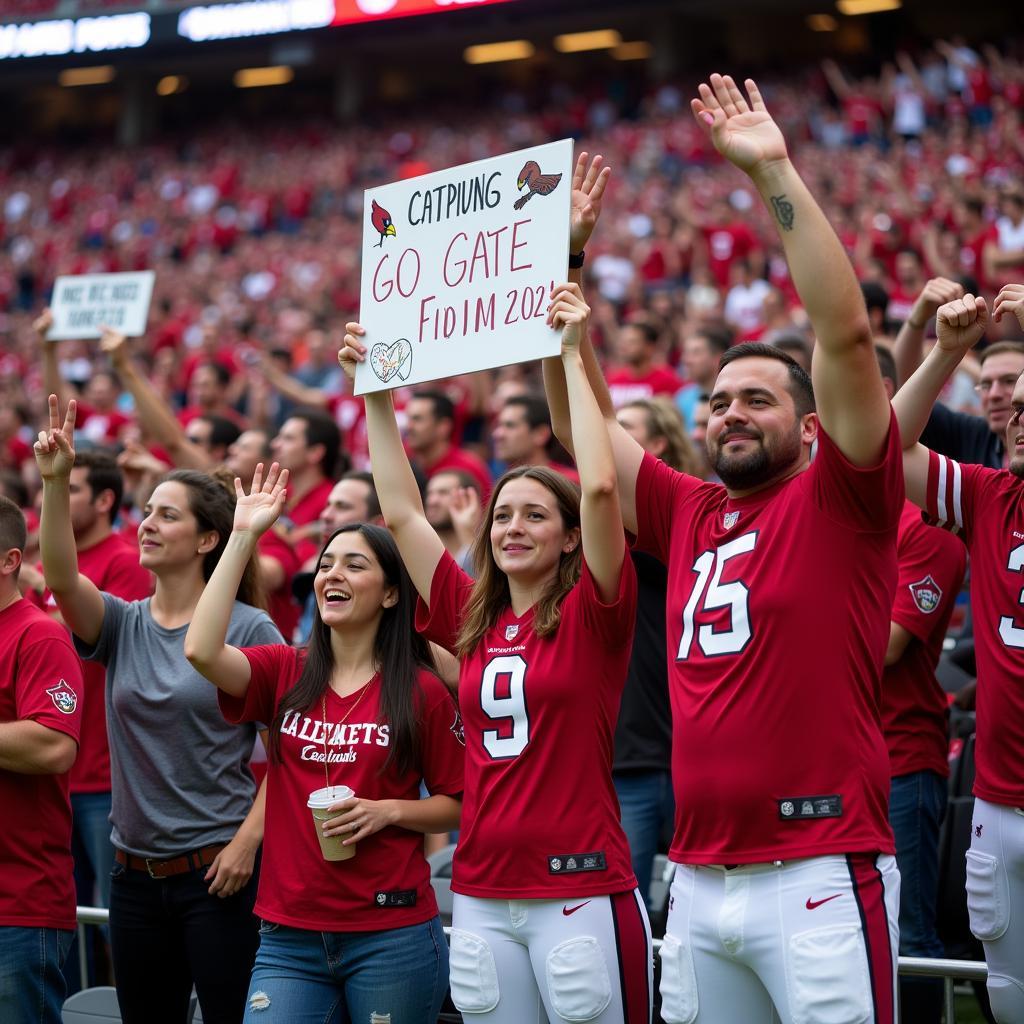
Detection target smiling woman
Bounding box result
[35,397,283,1024]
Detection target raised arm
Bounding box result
[183,462,289,698]
[541,152,646,533]
[892,277,964,386]
[35,397,107,646]
[692,74,888,465]
[100,329,213,471]
[34,309,76,413]
[257,356,329,409]
[551,283,625,601]
[337,329,445,604]
[893,294,989,506]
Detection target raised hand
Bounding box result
[32,308,54,342]
[233,461,289,537]
[338,323,367,381]
[569,151,611,254]
[33,395,76,481]
[99,326,129,365]
[548,282,591,357]
[935,294,989,355]
[690,74,788,176]
[993,283,1024,330]
[910,277,964,326]
[450,485,482,545]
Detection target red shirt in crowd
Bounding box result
[258,531,302,641]
[221,646,464,931]
[417,550,638,899]
[605,365,685,409]
[881,502,967,779]
[925,452,1024,808]
[0,599,84,931]
[40,534,153,794]
[75,402,132,447]
[634,415,903,863]
[420,446,491,502]
[703,222,759,288]
[287,478,335,564]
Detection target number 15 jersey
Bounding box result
[416,550,638,899]
[634,415,904,865]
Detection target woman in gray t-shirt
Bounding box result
[37,397,282,1024]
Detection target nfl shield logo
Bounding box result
[909,575,942,614]
[46,679,78,715]
[723,511,740,529]
[505,624,519,641]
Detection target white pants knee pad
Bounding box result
[987,975,1024,1024]
[544,937,611,1022]
[449,929,500,1014]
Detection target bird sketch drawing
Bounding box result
[513,161,562,211]
[371,200,397,247]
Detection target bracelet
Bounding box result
[568,251,585,269]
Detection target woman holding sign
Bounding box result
[339,280,652,1024]
[35,397,281,1024]
[183,464,464,1024]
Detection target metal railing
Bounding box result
[75,907,989,1022]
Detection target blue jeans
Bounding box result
[614,769,674,907]
[889,769,948,1024]
[66,791,114,992]
[0,926,73,1024]
[245,917,449,1023]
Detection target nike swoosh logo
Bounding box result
[562,901,591,917]
[806,894,843,910]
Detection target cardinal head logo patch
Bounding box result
[909,575,942,614]
[46,679,78,715]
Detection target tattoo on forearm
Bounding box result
[770,194,795,232]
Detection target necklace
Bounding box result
[320,676,374,790]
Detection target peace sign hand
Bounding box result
[34,395,76,481]
[233,462,289,537]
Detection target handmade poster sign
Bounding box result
[48,271,156,340]
[356,139,572,395]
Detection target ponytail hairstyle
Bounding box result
[268,524,435,776]
[455,466,581,658]
[162,468,266,610]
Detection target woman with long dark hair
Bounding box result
[184,462,464,1024]
[339,283,653,1024]
[35,397,282,1024]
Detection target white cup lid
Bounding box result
[307,785,354,809]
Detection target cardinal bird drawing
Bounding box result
[513,161,562,211]
[371,200,396,247]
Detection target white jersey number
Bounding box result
[998,544,1024,648]
[480,655,529,760]
[677,532,757,660]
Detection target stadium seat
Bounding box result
[62,986,121,1023]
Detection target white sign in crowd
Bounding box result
[355,139,573,395]
[47,271,156,341]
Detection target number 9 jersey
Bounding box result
[634,414,905,865]
[416,549,639,899]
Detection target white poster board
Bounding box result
[47,271,156,340]
[355,139,572,395]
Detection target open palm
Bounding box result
[233,462,289,536]
[690,75,788,174]
[34,395,76,481]
[569,152,611,254]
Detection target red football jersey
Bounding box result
[416,550,638,899]
[221,646,465,931]
[925,451,1024,807]
[606,365,685,409]
[882,502,967,778]
[0,599,84,930]
[53,535,153,793]
[287,478,334,564]
[634,417,904,863]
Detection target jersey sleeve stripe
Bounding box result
[951,457,963,531]
[935,453,948,523]
[926,451,962,534]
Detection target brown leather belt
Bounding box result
[115,844,225,879]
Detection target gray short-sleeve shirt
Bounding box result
[76,594,282,858]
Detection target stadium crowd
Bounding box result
[2,33,1024,1024]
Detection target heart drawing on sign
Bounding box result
[369,339,413,384]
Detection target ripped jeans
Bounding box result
[244,917,448,1024]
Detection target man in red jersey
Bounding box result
[605,317,685,409]
[0,496,84,1023]
[404,390,491,498]
[894,283,1024,1024]
[40,451,152,988]
[879,336,968,1024]
[548,75,903,1023]
[492,394,579,484]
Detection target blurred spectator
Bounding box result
[491,394,579,483]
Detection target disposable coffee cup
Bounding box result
[307,786,356,862]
